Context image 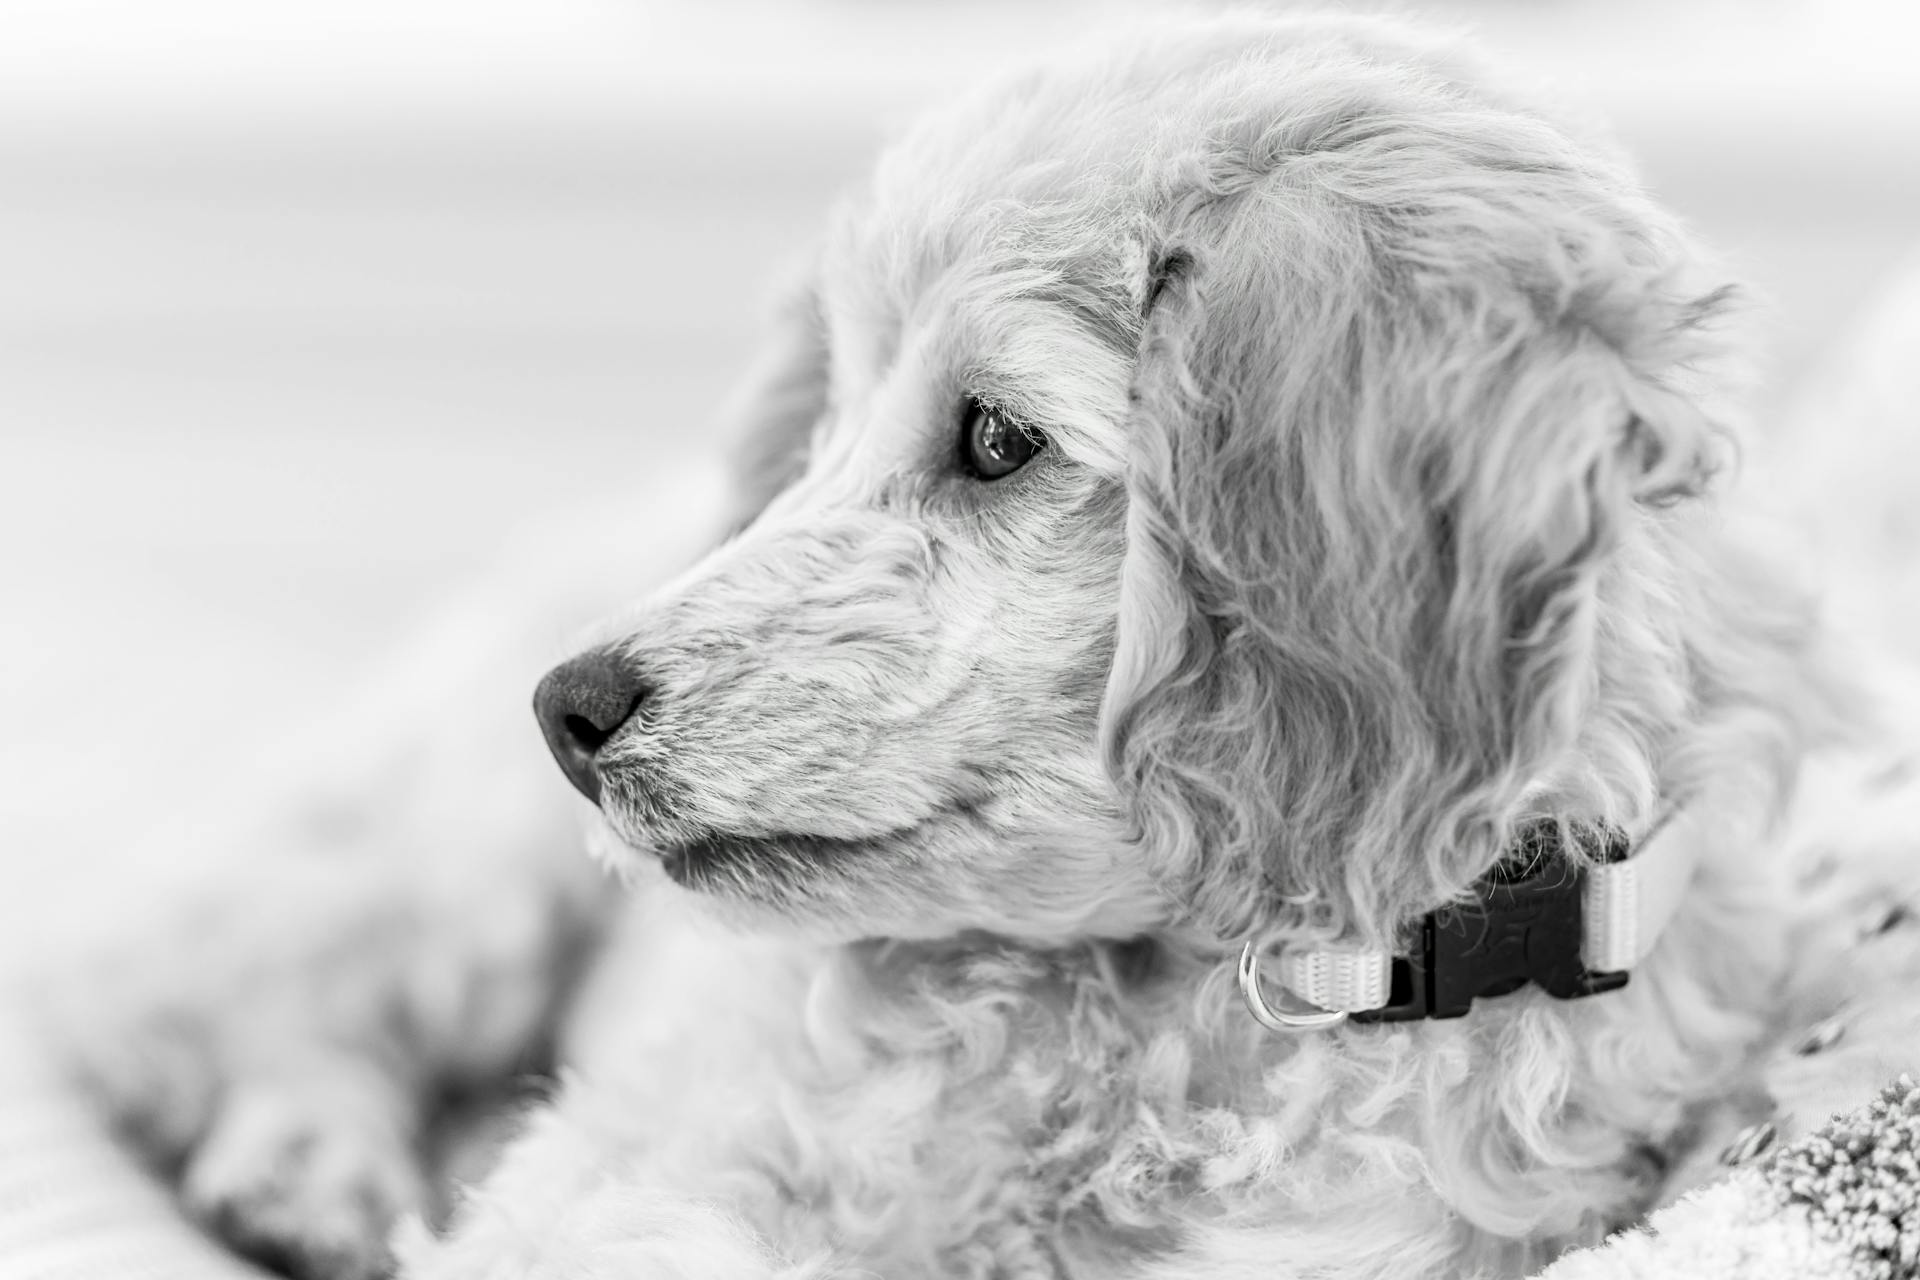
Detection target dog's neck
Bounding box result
[835,808,1793,1264]
[1246,815,1702,1028]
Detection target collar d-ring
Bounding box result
[1238,941,1349,1032]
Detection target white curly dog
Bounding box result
[47,12,1920,1280]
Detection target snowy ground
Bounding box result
[2,0,1918,966]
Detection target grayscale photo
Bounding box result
[3,1,1920,1277]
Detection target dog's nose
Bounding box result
[532,648,649,804]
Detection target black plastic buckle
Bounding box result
[1351,857,1629,1024]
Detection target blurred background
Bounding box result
[2,0,1918,936]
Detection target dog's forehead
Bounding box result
[822,63,1172,324]
[816,15,1496,315]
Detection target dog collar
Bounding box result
[1238,817,1697,1031]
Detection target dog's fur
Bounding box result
[47,13,1920,1280]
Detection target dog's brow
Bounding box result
[970,368,1130,477]
[1036,279,1141,357]
[954,298,1134,476]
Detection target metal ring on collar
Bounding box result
[1237,941,1349,1032]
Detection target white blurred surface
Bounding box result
[2,0,1919,952]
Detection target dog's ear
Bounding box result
[1103,177,1733,949]
[719,259,831,528]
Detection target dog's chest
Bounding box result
[744,952,1189,1276]
[567,922,1210,1275]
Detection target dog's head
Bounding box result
[536,15,1737,949]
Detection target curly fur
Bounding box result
[44,11,1920,1280]
[403,13,1859,1276]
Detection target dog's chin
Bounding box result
[583,814,658,885]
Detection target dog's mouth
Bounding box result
[588,809,948,894]
[653,827,892,887]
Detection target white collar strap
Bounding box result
[1240,818,1698,1031]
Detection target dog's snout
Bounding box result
[532,648,649,804]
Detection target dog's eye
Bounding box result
[960,397,1046,480]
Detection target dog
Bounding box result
[45,12,1920,1280]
